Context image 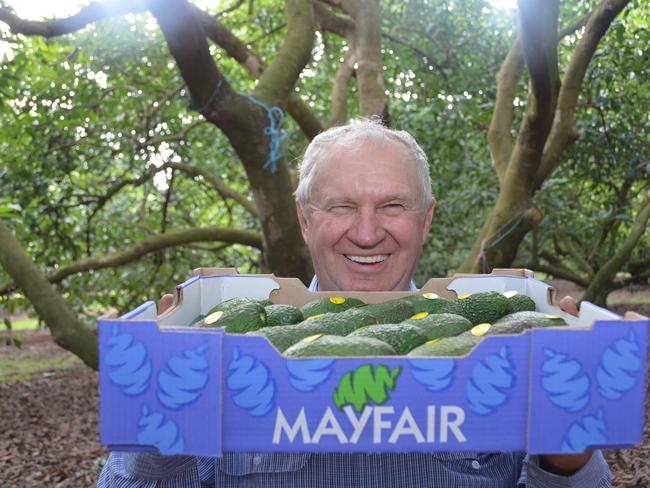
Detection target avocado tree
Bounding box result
[0,0,646,366]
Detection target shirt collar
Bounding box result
[308,276,419,292]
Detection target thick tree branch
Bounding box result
[313,0,353,37]
[0,226,262,296]
[253,0,315,105]
[0,0,148,37]
[488,37,523,182]
[189,2,322,139]
[341,0,386,118]
[0,221,98,369]
[536,0,631,187]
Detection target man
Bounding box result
[99,118,609,487]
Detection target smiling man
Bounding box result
[99,118,609,487]
[295,119,434,292]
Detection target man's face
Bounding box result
[297,138,434,292]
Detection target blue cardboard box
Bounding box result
[99,268,648,457]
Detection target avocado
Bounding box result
[441,291,513,325]
[407,335,482,357]
[403,312,473,340]
[284,334,396,357]
[206,297,271,316]
[264,304,303,327]
[249,323,322,352]
[199,301,266,333]
[298,308,378,336]
[300,297,365,318]
[494,311,567,330]
[401,294,450,314]
[361,299,416,324]
[504,292,537,313]
[348,323,428,355]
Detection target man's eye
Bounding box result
[329,205,355,214]
[381,204,405,215]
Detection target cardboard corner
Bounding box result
[192,267,240,277]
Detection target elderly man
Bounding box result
[99,118,610,487]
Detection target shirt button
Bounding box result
[252,455,262,466]
[471,460,481,470]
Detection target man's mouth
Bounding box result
[344,254,390,264]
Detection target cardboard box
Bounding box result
[99,268,648,457]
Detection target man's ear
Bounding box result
[296,200,310,241]
[421,200,435,244]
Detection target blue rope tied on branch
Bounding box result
[242,94,286,174]
[188,79,224,115]
[476,210,528,274]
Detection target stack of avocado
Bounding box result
[197,291,568,358]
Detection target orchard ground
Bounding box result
[1,282,649,487]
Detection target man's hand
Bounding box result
[559,295,579,316]
[158,293,175,315]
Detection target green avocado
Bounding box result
[505,292,537,313]
[361,299,416,324]
[297,308,378,336]
[264,304,304,327]
[199,301,266,333]
[403,312,473,340]
[401,294,450,314]
[300,297,365,318]
[407,335,482,357]
[206,297,271,316]
[494,311,567,330]
[348,323,428,355]
[441,291,513,325]
[284,334,396,358]
[249,323,321,352]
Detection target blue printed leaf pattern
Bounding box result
[105,326,152,396]
[561,409,608,453]
[157,346,209,410]
[408,358,456,392]
[137,405,185,455]
[466,346,516,415]
[287,359,335,392]
[227,347,275,416]
[541,349,590,413]
[597,331,642,400]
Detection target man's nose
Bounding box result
[347,207,386,247]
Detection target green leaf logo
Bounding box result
[333,364,402,413]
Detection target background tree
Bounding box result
[0,0,647,367]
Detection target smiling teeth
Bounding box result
[346,255,389,264]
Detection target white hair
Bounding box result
[294,117,434,216]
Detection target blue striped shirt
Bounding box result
[98,276,611,487]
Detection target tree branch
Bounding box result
[488,36,523,183]
[327,44,355,128]
[583,192,650,303]
[0,221,98,369]
[0,226,262,296]
[0,0,148,37]
[536,0,631,187]
[554,229,595,279]
[190,2,322,139]
[253,0,315,105]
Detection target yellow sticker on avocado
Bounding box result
[422,293,439,300]
[471,323,491,336]
[204,310,224,325]
[503,290,518,298]
[307,313,325,320]
[426,338,441,345]
[329,297,346,305]
[410,312,429,321]
[303,334,323,343]
[544,314,562,320]
[458,293,472,300]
